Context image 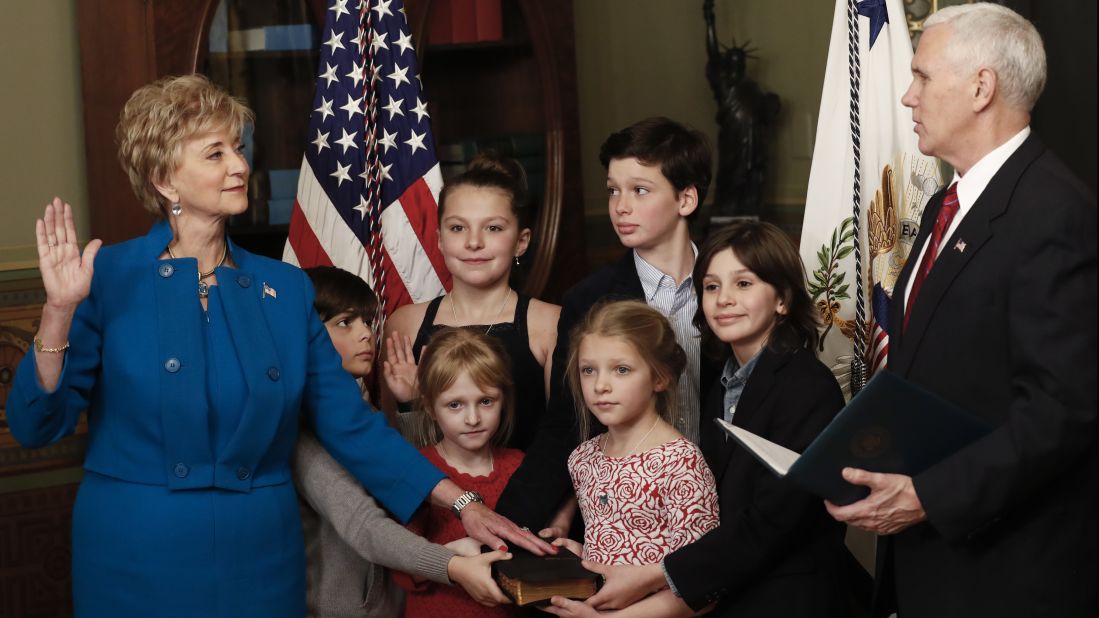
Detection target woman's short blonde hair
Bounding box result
[116,74,253,216]
[413,328,515,448]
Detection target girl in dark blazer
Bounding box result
[547,221,867,617]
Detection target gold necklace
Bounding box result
[602,416,661,458]
[448,288,512,336]
[167,242,228,298]
[597,417,661,507]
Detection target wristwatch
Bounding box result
[450,490,484,519]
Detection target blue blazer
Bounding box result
[8,220,442,523]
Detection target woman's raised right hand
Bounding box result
[37,198,102,311]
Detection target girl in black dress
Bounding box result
[381,152,560,451]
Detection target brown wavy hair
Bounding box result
[438,150,530,226]
[598,116,713,213]
[305,267,379,324]
[693,221,820,360]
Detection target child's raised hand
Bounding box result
[382,332,419,404]
[446,550,513,607]
[444,536,484,557]
[551,537,584,558]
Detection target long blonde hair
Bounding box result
[565,300,686,440]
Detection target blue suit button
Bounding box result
[237,275,252,288]
[236,466,251,480]
[158,263,175,278]
[173,462,189,478]
[267,367,281,381]
[164,358,181,373]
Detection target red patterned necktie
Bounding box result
[904,182,960,332]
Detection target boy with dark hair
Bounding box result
[309,266,381,324]
[496,116,715,533]
[306,266,380,384]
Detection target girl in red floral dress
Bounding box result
[556,301,720,566]
[393,328,524,617]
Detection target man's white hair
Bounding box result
[924,2,1046,111]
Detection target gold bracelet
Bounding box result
[34,336,70,354]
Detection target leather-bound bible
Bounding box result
[491,548,601,607]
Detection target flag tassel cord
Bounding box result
[846,0,869,394]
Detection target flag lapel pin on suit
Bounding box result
[954,239,967,253]
[263,282,277,299]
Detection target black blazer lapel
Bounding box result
[890,188,944,355]
[892,134,1045,373]
[611,250,646,299]
[715,349,785,483]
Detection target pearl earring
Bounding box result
[514,255,520,266]
[171,202,182,217]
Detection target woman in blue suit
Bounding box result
[7,74,547,616]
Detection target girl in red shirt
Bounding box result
[394,328,524,617]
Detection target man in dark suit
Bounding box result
[826,4,1097,617]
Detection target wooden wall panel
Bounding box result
[0,484,79,618]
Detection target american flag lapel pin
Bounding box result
[954,239,967,253]
[263,282,277,299]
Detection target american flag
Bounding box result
[284,0,451,316]
[869,287,889,374]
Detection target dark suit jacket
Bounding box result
[877,134,1098,618]
[662,346,868,617]
[496,251,646,527]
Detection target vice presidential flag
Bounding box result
[285,0,450,316]
[799,0,940,395]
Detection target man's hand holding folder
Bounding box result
[716,370,991,535]
[825,468,927,535]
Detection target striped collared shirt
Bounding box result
[633,248,702,445]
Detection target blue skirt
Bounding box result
[72,471,305,617]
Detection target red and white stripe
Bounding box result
[283,159,449,309]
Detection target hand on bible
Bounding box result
[460,501,555,556]
[444,536,484,557]
[448,550,513,606]
[543,596,606,617]
[550,537,584,558]
[582,561,664,610]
